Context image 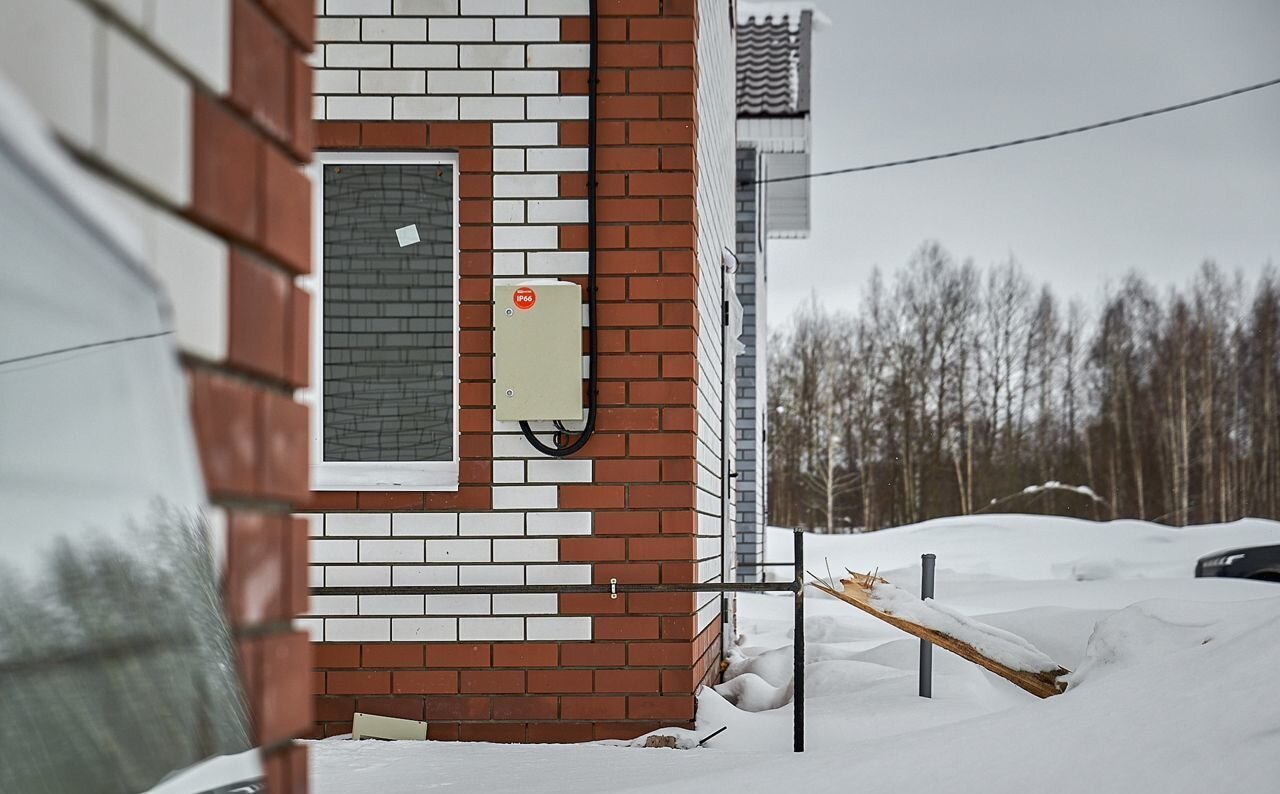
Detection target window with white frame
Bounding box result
[310,152,459,491]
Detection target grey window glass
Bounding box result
[323,162,455,463]
[0,130,254,791]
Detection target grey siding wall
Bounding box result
[734,146,766,581]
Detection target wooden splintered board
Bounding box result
[810,574,1070,699]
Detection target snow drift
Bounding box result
[310,515,1280,793]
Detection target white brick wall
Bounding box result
[525,564,589,584]
[492,121,557,146]
[524,43,587,67]
[492,174,558,199]
[526,0,588,15]
[527,616,590,640]
[104,27,193,205]
[459,512,523,535]
[330,0,395,14]
[328,512,393,535]
[525,148,587,171]
[313,0,589,282]
[393,512,459,535]
[361,594,425,614]
[495,17,558,41]
[0,0,97,150]
[150,0,232,93]
[526,458,591,483]
[425,594,491,614]
[363,69,428,93]
[695,0,736,639]
[326,565,391,586]
[394,565,459,585]
[493,593,556,614]
[393,43,458,67]
[393,95,459,119]
[526,511,591,535]
[393,618,457,641]
[306,500,605,633]
[311,539,359,563]
[325,618,390,642]
[360,538,425,562]
[459,617,523,641]
[493,538,557,562]
[327,43,391,67]
[426,538,490,561]
[459,565,523,585]
[0,0,231,162]
[327,95,393,119]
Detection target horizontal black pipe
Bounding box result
[311,581,801,597]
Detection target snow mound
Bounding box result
[1065,596,1280,690]
[770,514,1280,581]
[597,726,705,750]
[721,645,794,687]
[1020,480,1103,501]
[310,515,1280,793]
[712,672,791,713]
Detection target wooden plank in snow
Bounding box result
[810,574,1070,699]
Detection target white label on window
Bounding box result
[395,224,420,247]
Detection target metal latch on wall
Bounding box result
[610,578,617,599]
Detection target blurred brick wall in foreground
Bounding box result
[0,1,317,790]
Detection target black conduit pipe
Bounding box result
[519,0,598,457]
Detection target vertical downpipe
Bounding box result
[516,0,598,456]
[793,527,805,752]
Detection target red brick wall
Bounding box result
[305,0,725,742]
[187,1,315,789]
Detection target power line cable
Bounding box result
[0,330,172,370]
[750,75,1280,185]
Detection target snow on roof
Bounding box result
[737,3,827,116]
[737,1,831,28]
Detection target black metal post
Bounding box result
[793,527,805,752]
[919,553,936,698]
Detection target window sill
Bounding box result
[311,462,459,492]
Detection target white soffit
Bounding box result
[737,116,810,154]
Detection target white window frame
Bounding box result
[305,151,460,491]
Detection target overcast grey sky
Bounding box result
[767,0,1280,323]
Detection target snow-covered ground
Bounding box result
[309,515,1280,793]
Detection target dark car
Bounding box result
[0,84,262,793]
[1195,545,1280,582]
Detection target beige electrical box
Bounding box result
[493,280,583,421]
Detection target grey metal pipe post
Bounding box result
[919,553,936,698]
[793,527,805,752]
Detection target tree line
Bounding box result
[767,242,1280,531]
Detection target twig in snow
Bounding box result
[697,726,728,747]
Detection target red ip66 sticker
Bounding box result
[513,286,537,310]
